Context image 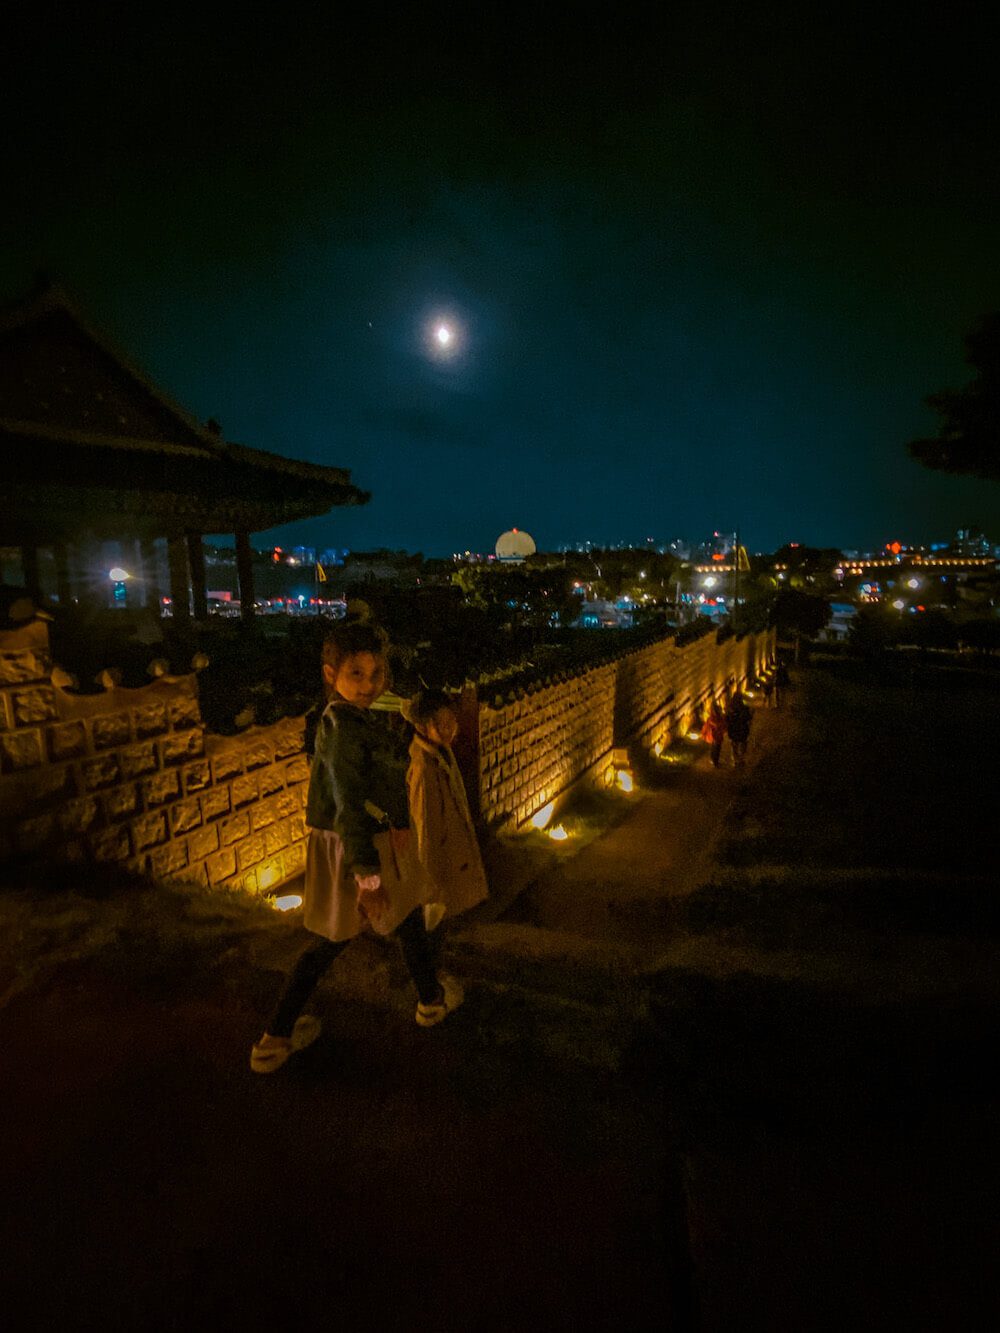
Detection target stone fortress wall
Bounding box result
[477,627,774,829]
[1,620,774,889]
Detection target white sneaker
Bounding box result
[249,1014,322,1074]
[423,902,447,932]
[415,975,465,1027]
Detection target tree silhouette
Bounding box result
[908,313,1000,481]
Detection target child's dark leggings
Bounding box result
[268,908,440,1038]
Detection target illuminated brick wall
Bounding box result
[1,619,774,887]
[0,620,308,893]
[477,628,774,829]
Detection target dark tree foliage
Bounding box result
[908,313,1000,480]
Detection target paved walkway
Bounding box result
[472,701,786,957]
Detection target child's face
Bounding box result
[325,652,386,708]
[424,706,458,748]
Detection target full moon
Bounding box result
[436,324,452,346]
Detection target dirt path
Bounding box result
[505,705,786,950]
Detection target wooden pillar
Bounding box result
[166,534,190,622]
[140,538,162,612]
[20,545,41,601]
[235,530,255,623]
[186,532,208,621]
[53,543,73,607]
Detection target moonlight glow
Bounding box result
[425,313,463,361]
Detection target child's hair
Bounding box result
[321,621,389,677]
[406,688,456,727]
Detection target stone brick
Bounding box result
[120,742,157,780]
[283,755,310,786]
[1,728,44,771]
[219,811,250,847]
[143,769,181,807]
[187,824,219,861]
[58,796,100,835]
[169,797,203,835]
[148,840,190,881]
[259,765,285,798]
[237,831,265,871]
[0,692,10,731]
[230,867,258,895]
[243,738,274,770]
[161,729,205,766]
[18,811,56,852]
[92,712,131,750]
[206,847,237,885]
[256,855,285,893]
[184,859,209,888]
[11,685,57,726]
[264,822,290,856]
[132,701,168,738]
[282,841,307,878]
[211,749,244,783]
[47,720,87,762]
[274,789,299,820]
[0,650,49,685]
[250,798,276,832]
[104,783,139,821]
[168,695,201,730]
[182,758,212,792]
[201,786,231,821]
[231,772,259,808]
[89,824,131,862]
[273,725,304,759]
[287,815,305,844]
[131,811,167,851]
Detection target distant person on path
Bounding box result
[773,660,790,708]
[250,622,464,1074]
[726,689,753,767]
[702,699,728,769]
[403,690,489,931]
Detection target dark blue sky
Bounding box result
[4,4,999,554]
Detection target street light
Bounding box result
[109,566,130,608]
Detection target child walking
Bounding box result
[703,699,727,769]
[403,690,489,929]
[250,623,463,1074]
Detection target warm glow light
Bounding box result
[687,730,702,741]
[892,599,906,610]
[652,741,663,757]
[907,577,920,589]
[273,894,303,912]
[548,824,569,841]
[108,567,129,581]
[616,769,634,793]
[531,801,556,830]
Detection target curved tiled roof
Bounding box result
[1,282,368,539]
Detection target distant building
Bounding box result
[495,528,536,563]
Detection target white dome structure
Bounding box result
[495,528,536,562]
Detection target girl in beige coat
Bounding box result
[404,691,489,927]
[250,625,464,1074]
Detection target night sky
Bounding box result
[4,4,999,555]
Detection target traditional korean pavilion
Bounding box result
[1,281,368,621]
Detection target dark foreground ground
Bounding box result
[2,658,998,1331]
